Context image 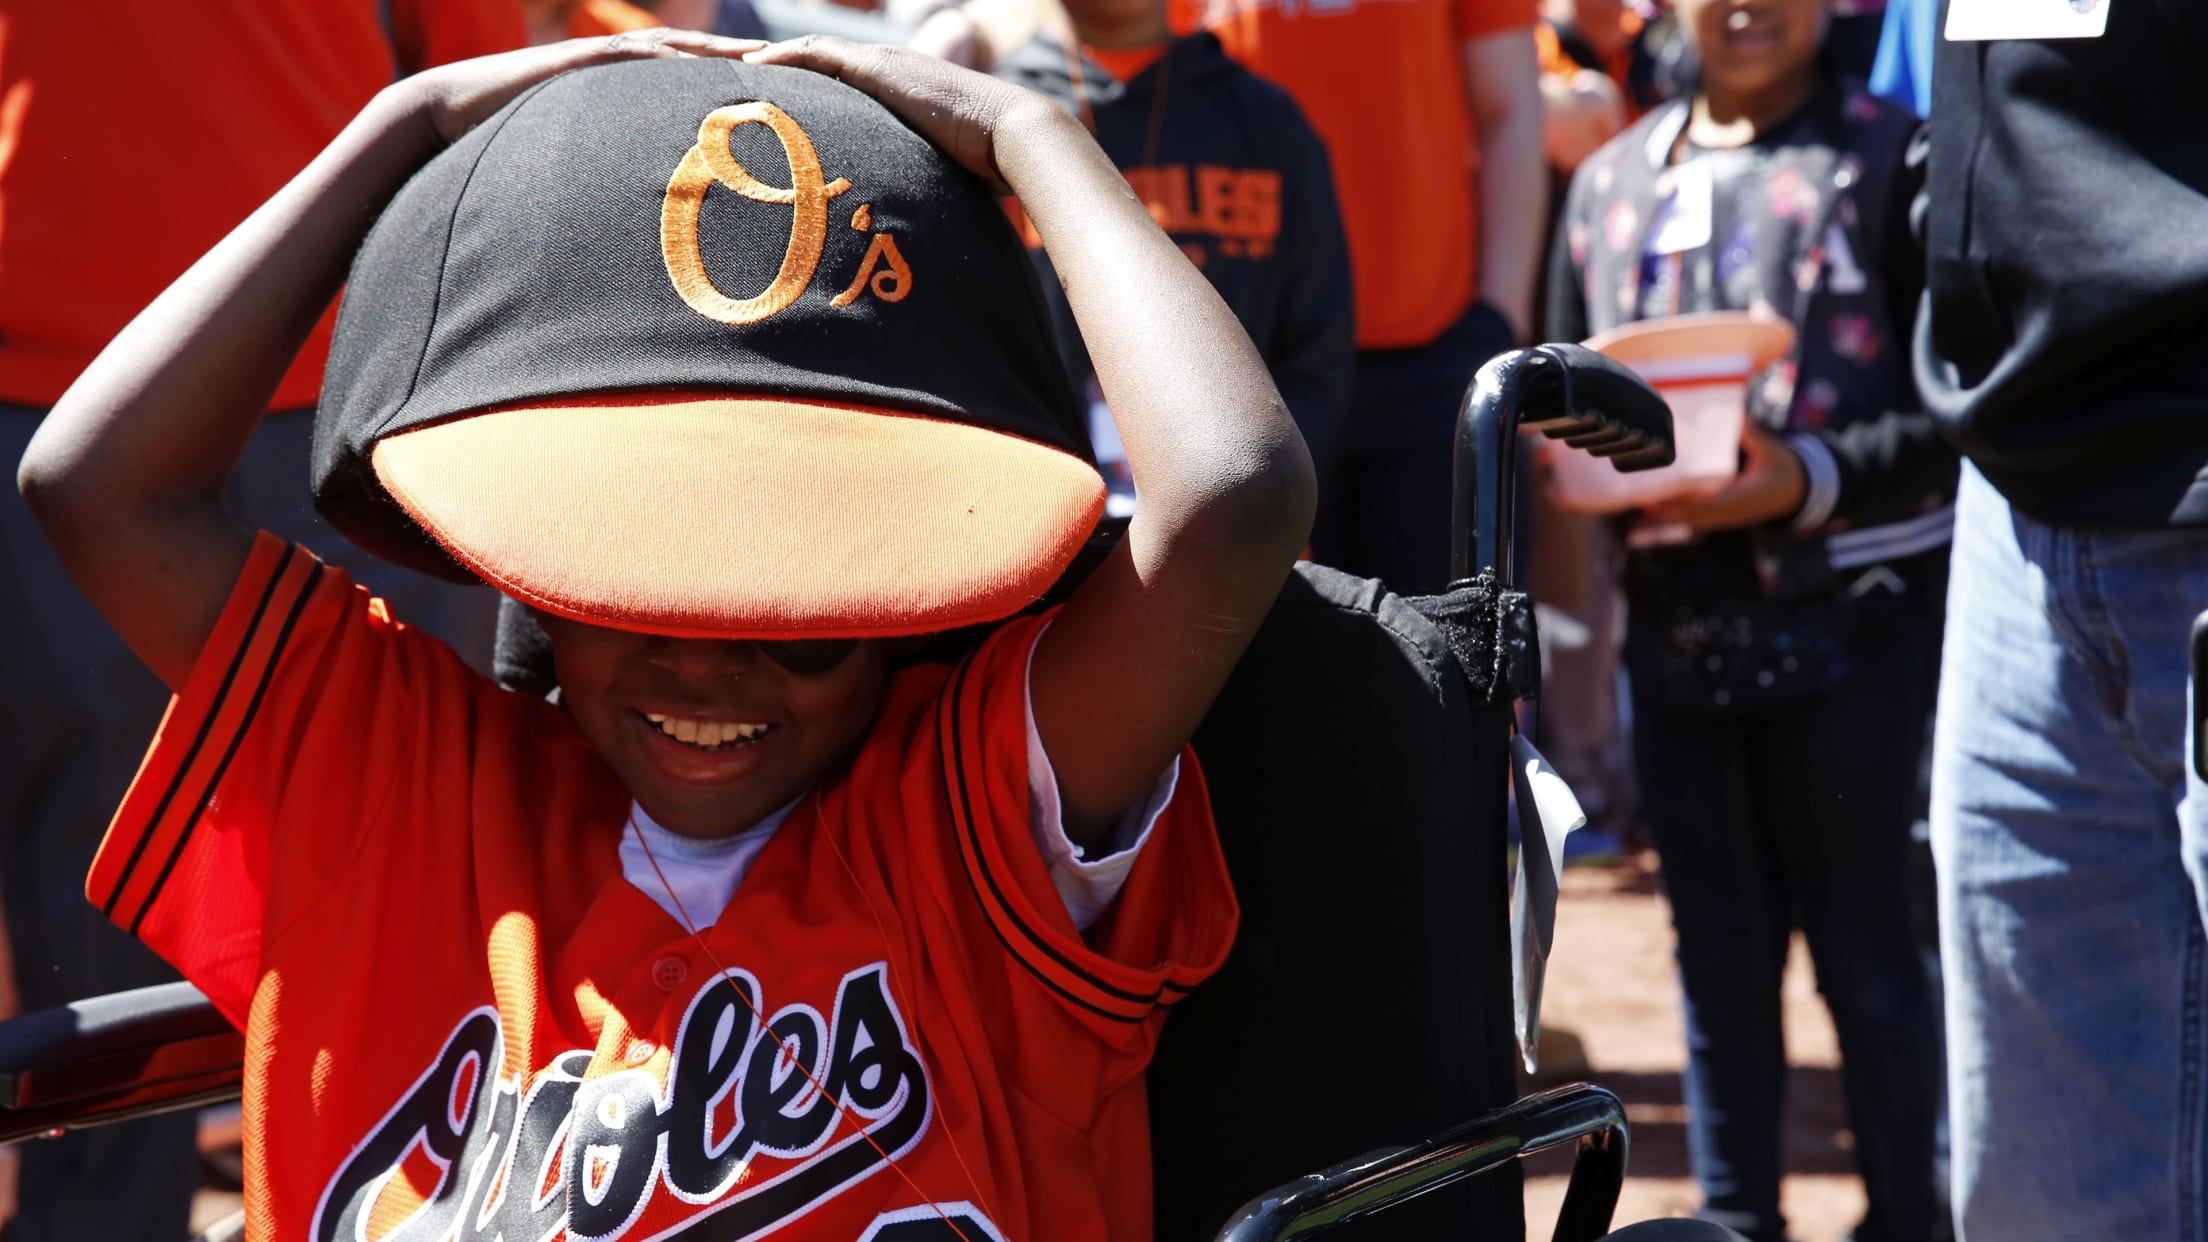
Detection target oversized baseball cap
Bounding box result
[313,56,1102,639]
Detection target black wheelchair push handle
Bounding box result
[1450,345,1674,589]
[1214,1082,1630,1242]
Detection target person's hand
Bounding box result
[746,36,1058,189]
[1540,69,1626,172]
[1643,423,1809,533]
[397,28,768,146]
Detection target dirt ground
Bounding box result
[1521,851,1867,1242]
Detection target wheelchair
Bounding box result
[0,346,1729,1241]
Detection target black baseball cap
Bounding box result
[313,56,1102,639]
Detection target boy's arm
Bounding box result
[17,31,759,691]
[753,40,1316,847]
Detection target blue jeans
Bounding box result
[1637,608,1945,1242]
[1932,461,2208,1239]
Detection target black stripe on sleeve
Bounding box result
[939,653,1165,1022]
[129,563,327,934]
[102,546,301,917]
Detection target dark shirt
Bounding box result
[1550,79,1953,710]
[992,32,1356,487]
[1917,0,2208,527]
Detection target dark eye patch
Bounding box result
[753,637,860,676]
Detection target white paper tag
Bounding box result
[1514,737,1588,857]
[1648,157,1714,256]
[1945,0,2108,42]
[1822,222,1868,295]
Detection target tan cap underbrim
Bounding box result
[371,395,1106,639]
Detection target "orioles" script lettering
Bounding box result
[311,964,944,1241]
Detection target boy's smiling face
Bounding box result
[539,615,895,838]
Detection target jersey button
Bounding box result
[651,955,690,991]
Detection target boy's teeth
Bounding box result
[645,714,771,747]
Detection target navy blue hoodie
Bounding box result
[993,32,1355,481]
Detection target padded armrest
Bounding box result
[0,982,242,1144]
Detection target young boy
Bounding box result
[18,29,1313,1241]
[987,0,1354,513]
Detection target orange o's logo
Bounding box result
[833,229,913,307]
[661,102,851,325]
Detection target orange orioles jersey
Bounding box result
[88,534,1237,1241]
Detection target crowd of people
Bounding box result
[2,0,2205,1240]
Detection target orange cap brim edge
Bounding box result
[371,395,1106,640]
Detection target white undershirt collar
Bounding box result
[620,798,800,930]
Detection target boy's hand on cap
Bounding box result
[747,36,1054,191]
[401,29,768,147]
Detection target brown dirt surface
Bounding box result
[1520,851,1868,1242]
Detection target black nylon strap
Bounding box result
[1407,572,1540,707]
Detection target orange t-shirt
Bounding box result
[89,534,1236,1241]
[1084,42,1170,83]
[1194,0,1535,349]
[0,2,525,410]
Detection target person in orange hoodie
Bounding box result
[0,4,520,1238]
[1196,0,1544,595]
